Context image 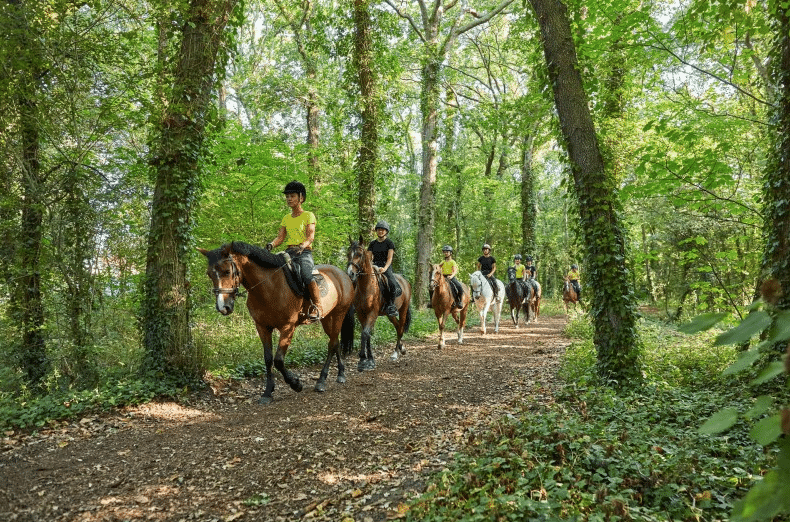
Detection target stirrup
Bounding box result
[300,302,322,323]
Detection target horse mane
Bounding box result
[227,241,286,269]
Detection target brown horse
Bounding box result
[562,276,580,315]
[198,241,355,404]
[346,238,412,370]
[429,264,470,350]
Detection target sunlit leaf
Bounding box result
[744,396,774,420]
[750,415,782,446]
[678,313,728,334]
[715,311,772,345]
[723,350,761,375]
[751,362,785,386]
[698,408,738,435]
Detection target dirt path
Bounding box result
[0,313,569,522]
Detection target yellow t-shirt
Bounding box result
[280,211,316,246]
[568,269,580,282]
[440,259,457,276]
[515,264,526,279]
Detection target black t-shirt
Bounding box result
[477,255,496,275]
[368,238,395,268]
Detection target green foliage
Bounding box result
[407,318,785,522]
[0,377,185,431]
[678,299,790,521]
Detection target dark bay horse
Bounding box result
[505,266,533,327]
[198,241,355,404]
[346,238,412,370]
[562,276,580,315]
[429,263,470,349]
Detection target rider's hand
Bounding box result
[265,242,273,251]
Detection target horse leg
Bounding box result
[273,326,303,393]
[436,312,446,350]
[494,300,501,333]
[457,307,466,344]
[256,324,277,405]
[358,323,375,371]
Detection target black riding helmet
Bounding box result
[514,254,522,260]
[283,180,307,201]
[442,245,453,252]
[375,220,390,232]
[525,255,533,262]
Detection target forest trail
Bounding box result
[1,312,570,522]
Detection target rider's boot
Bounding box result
[302,280,323,323]
[384,297,398,317]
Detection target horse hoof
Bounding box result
[258,395,273,405]
[291,381,303,393]
[314,382,326,393]
[336,375,346,384]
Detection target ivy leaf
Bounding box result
[698,407,738,435]
[678,312,728,334]
[715,311,772,345]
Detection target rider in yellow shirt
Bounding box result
[266,180,322,322]
[567,264,581,299]
[428,245,464,309]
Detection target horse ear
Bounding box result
[197,247,209,257]
[358,234,364,243]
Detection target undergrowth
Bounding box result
[405,314,787,521]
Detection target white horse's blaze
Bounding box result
[469,271,505,335]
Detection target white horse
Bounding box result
[469,271,505,335]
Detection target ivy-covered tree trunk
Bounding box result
[529,0,640,383]
[142,0,237,380]
[520,133,537,257]
[414,50,441,307]
[762,3,790,312]
[5,0,50,386]
[353,0,378,238]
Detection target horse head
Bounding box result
[469,271,484,299]
[507,266,516,283]
[198,244,242,316]
[429,264,443,290]
[346,237,367,283]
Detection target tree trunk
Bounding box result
[414,51,441,307]
[761,3,790,312]
[520,133,537,257]
[353,0,378,238]
[7,0,50,386]
[142,0,237,380]
[529,0,640,383]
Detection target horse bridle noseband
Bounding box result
[212,254,247,298]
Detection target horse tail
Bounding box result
[341,304,356,357]
[403,305,412,333]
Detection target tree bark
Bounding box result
[142,0,237,379]
[529,0,640,383]
[353,0,378,238]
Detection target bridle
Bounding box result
[346,244,374,281]
[212,253,247,298]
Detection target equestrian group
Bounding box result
[198,180,561,404]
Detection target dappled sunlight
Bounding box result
[124,402,221,423]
